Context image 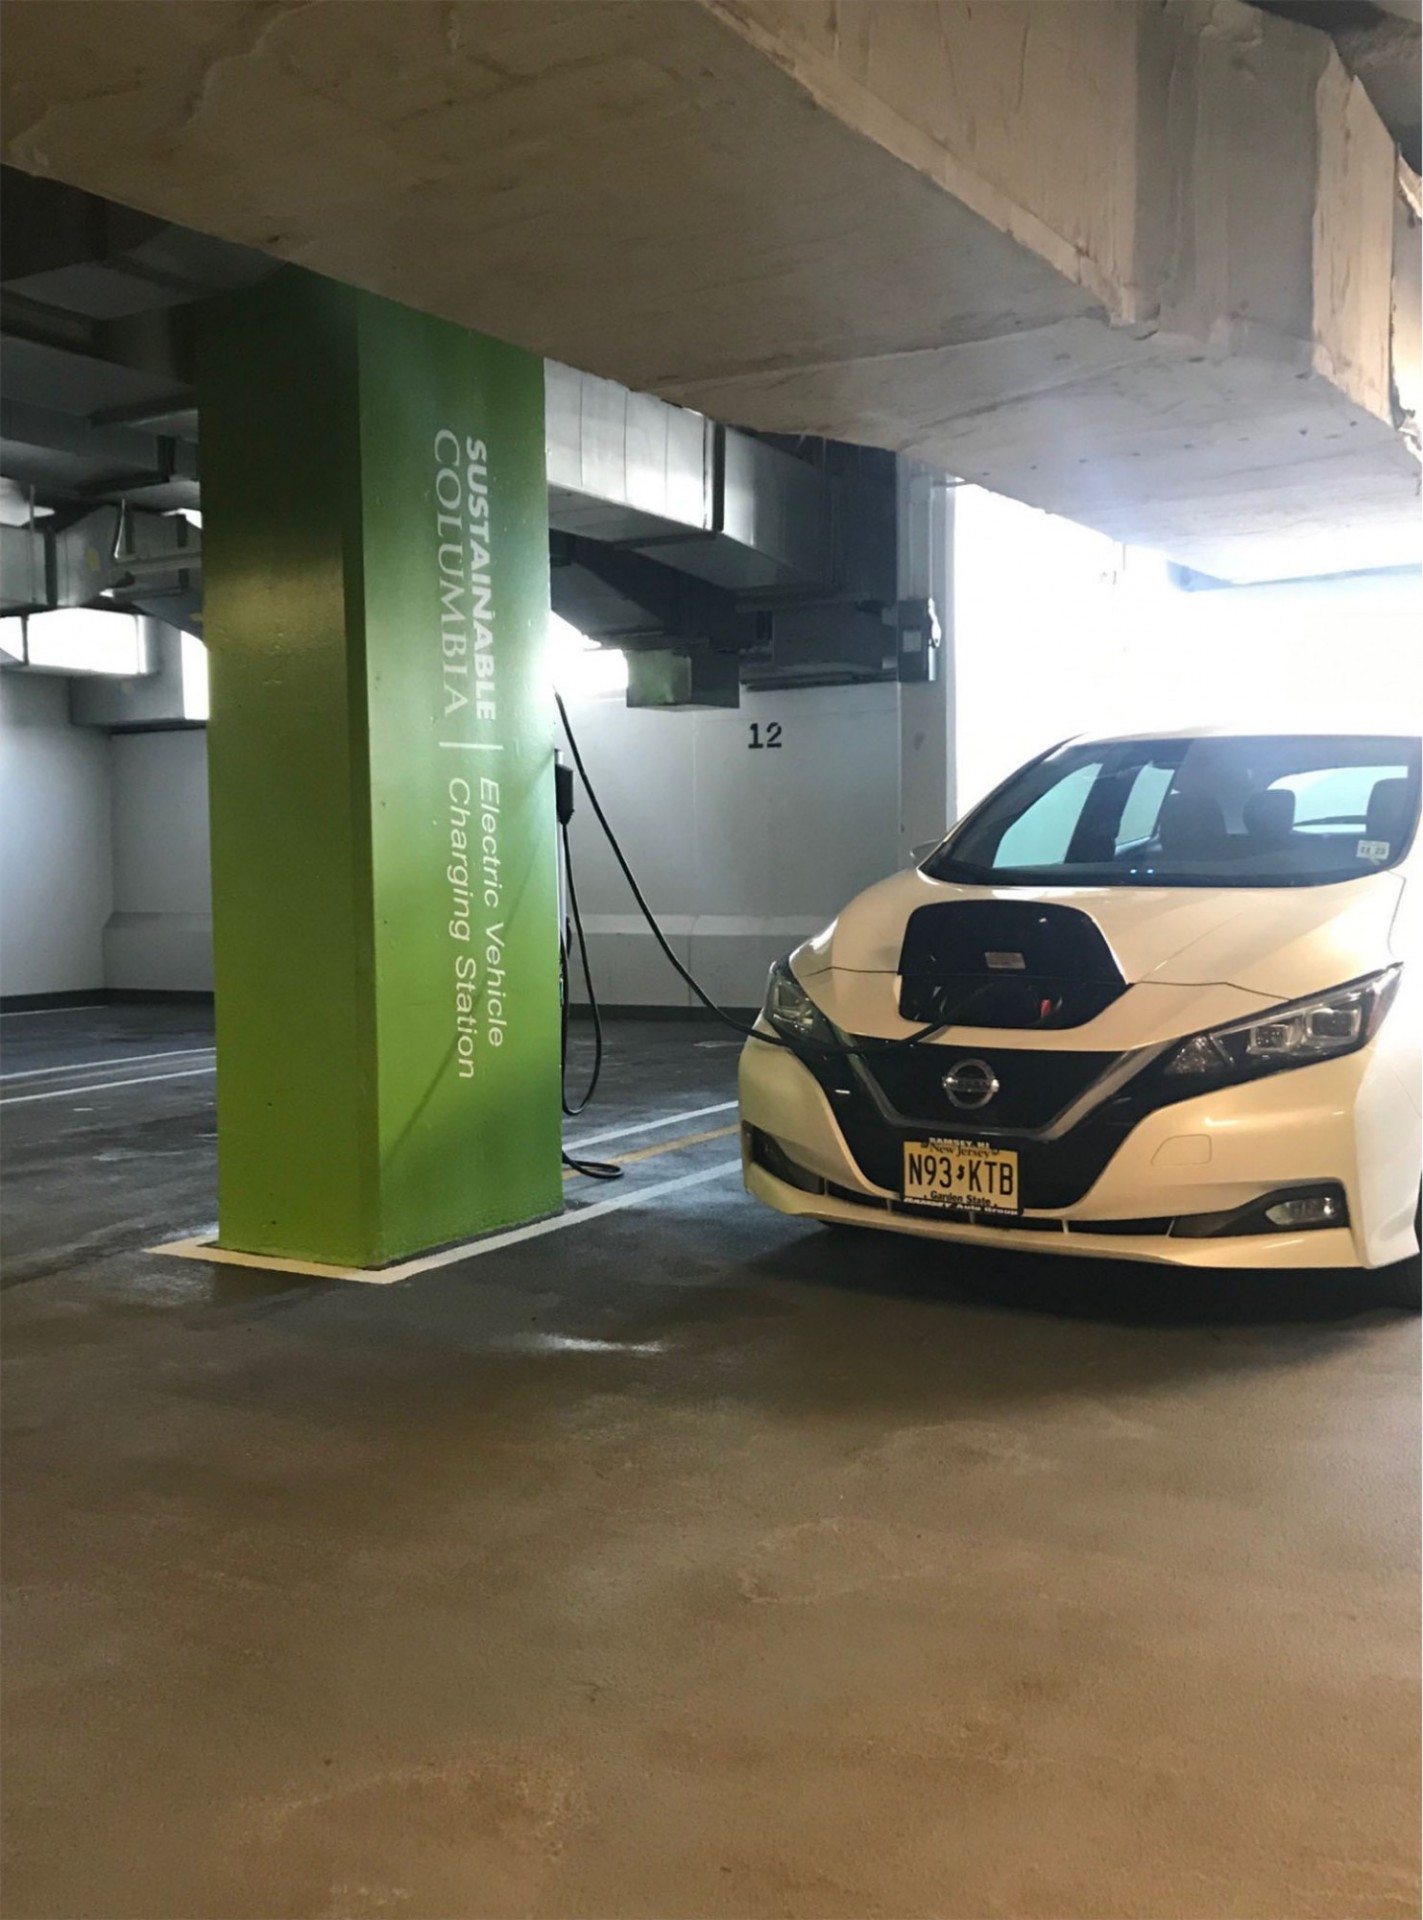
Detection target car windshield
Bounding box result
[926,734,1422,890]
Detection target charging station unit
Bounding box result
[199,267,564,1269]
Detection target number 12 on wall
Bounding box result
[748,722,783,750]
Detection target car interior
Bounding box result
[1135,764,1418,878]
[935,736,1423,886]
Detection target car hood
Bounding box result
[795,868,1407,1002]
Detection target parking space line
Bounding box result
[1,1066,216,1106]
[0,1005,109,1019]
[565,1099,736,1152]
[1,1047,215,1084]
[2,1073,734,1141]
[563,1122,739,1179]
[152,1157,744,1283]
[617,1123,739,1164]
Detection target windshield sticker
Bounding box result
[1358,839,1391,863]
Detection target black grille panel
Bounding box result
[858,1044,1117,1133]
[793,1040,1144,1210]
[830,1095,1142,1210]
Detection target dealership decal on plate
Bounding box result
[903,1139,1020,1213]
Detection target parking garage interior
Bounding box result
[2,3,1421,1917]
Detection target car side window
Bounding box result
[993,763,1101,868]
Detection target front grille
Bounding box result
[831,1107,1139,1210]
[795,1041,1142,1210]
[856,1044,1118,1134]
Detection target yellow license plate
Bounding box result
[902,1139,1020,1213]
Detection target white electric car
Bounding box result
[741,729,1421,1298]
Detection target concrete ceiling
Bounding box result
[2,0,1417,582]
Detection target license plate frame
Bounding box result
[902,1138,1021,1215]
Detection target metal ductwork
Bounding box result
[0,501,202,634]
[0,169,268,517]
[1,168,273,320]
[0,172,909,706]
[544,362,901,699]
[546,361,860,596]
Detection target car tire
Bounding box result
[1376,1189,1422,1312]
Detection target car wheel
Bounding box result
[1377,1189,1422,1312]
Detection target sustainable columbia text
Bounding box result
[435,428,507,1074]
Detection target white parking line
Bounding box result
[1,1069,730,1136]
[0,1047,215,1083]
[566,1099,737,1151]
[1,1066,216,1106]
[0,1004,108,1019]
[154,1158,744,1283]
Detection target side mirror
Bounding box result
[910,840,942,865]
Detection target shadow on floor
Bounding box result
[748,1217,1416,1330]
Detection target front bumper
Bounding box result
[739,1028,1420,1270]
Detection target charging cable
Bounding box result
[557,759,623,1182]
[553,691,949,1061]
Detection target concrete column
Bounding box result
[199,268,562,1267]
[896,462,956,868]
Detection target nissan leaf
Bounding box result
[740,730,1421,1301]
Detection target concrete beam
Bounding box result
[692,0,1420,577]
[2,0,1416,579]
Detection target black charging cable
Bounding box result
[556,758,623,1182]
[560,827,602,1116]
[553,690,949,1061]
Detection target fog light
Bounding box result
[749,1129,825,1196]
[1265,1195,1340,1229]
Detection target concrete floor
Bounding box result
[2,1004,1418,1920]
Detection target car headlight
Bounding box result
[1163,967,1401,1085]
[763,957,838,1047]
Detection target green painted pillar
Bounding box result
[198,268,562,1266]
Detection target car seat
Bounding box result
[1157,792,1228,860]
[1364,776,1413,853]
[1242,788,1296,848]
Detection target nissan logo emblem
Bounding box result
[942,1059,1000,1110]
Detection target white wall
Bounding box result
[1111,568,1423,739]
[4,676,903,1009]
[562,681,903,1007]
[952,485,1423,809]
[0,673,113,996]
[105,729,212,990]
[0,676,904,1011]
[6,505,1414,1008]
[952,484,1143,808]
[528,528,1423,1015]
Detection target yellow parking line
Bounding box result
[620,1123,740,1163]
[563,1122,739,1178]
